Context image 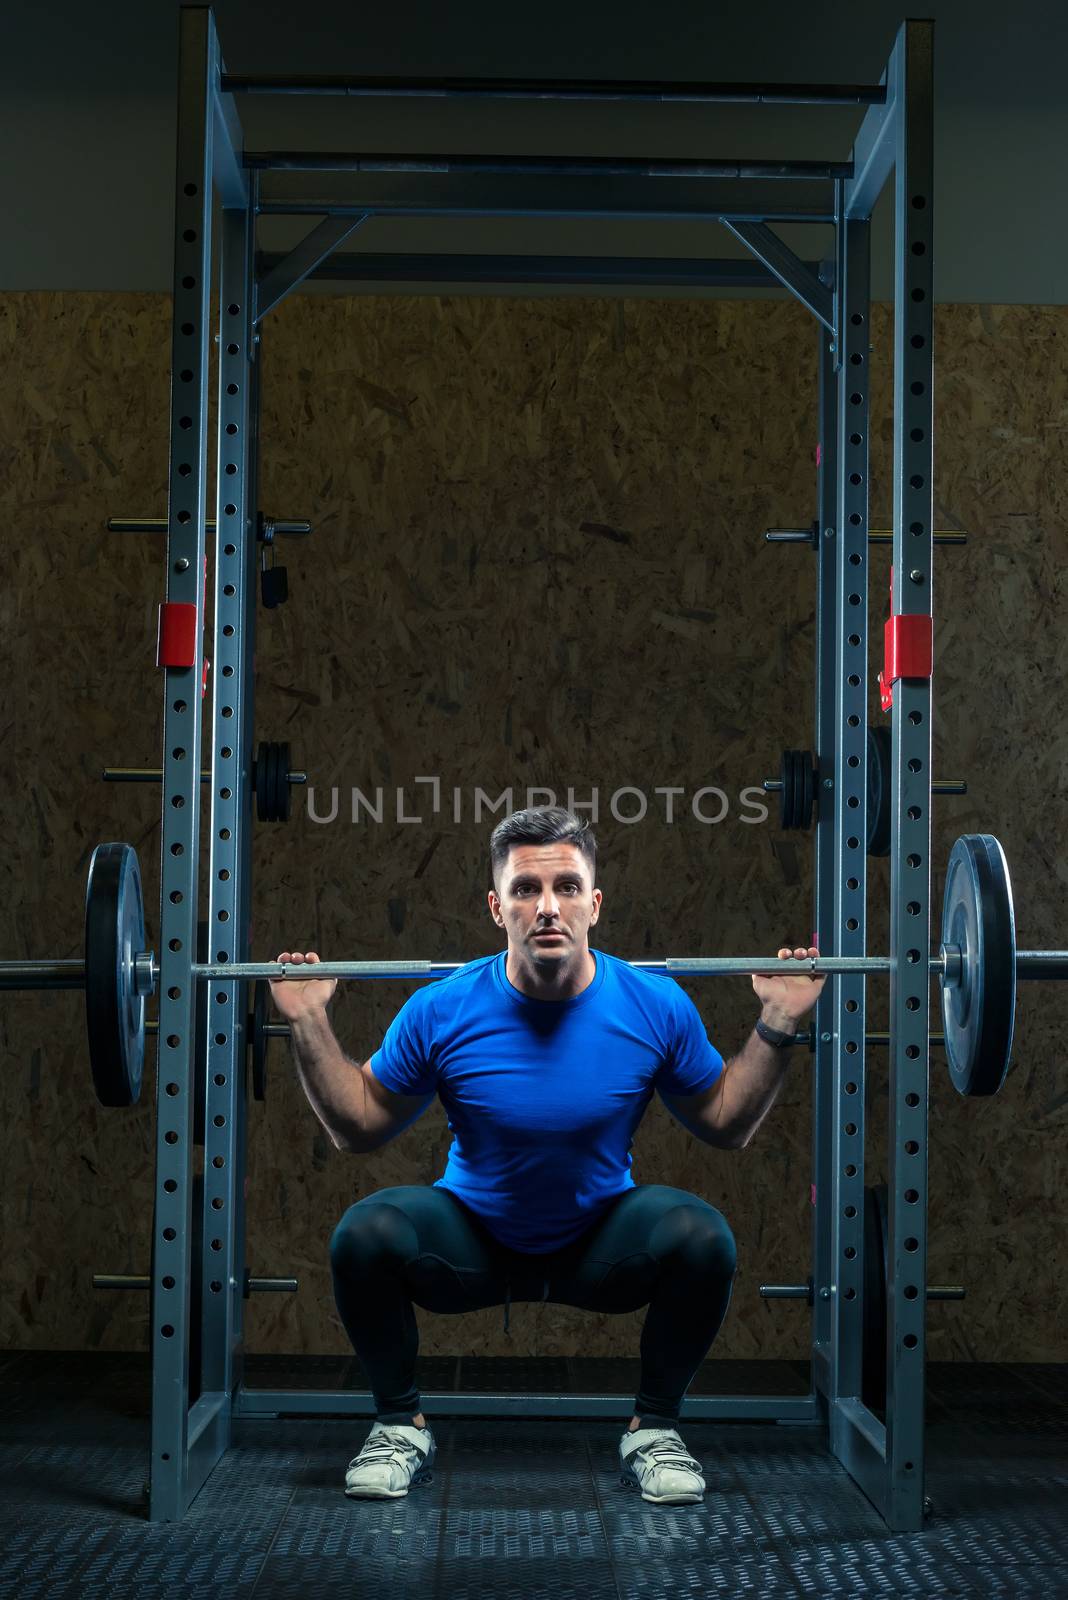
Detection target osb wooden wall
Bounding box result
[0,292,1065,1365]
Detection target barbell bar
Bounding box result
[11,952,1058,988]
[4,834,1066,1107]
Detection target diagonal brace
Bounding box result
[721,219,834,331]
[255,213,370,322]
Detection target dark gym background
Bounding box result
[1,1,1066,1373]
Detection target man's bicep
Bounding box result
[659,1073,733,1147]
[355,1059,436,1152]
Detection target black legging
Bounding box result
[330,1183,737,1426]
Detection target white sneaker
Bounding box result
[619,1425,706,1505]
[344,1421,436,1500]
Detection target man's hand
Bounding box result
[751,946,826,1032]
[269,950,338,1021]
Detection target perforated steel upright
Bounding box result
[150,4,248,1524]
[199,191,256,1411]
[810,325,842,1392]
[827,201,872,1418]
[831,19,935,1532]
[883,20,934,1531]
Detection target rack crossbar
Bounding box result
[245,152,854,179]
[222,74,887,106]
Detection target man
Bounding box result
[271,806,824,1507]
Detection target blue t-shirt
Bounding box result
[370,950,724,1253]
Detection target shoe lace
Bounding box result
[635,1438,702,1474]
[349,1428,424,1468]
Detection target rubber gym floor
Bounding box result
[1,1352,1065,1598]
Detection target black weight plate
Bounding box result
[867,726,892,857]
[861,1184,889,1415]
[799,751,815,830]
[782,749,803,830]
[778,750,792,829]
[940,833,1017,1097]
[255,742,268,825]
[251,979,269,1102]
[259,745,273,825]
[255,740,269,822]
[783,751,796,829]
[277,741,291,822]
[269,740,283,821]
[265,739,281,819]
[85,842,146,1108]
[267,741,282,822]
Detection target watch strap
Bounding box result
[755,1017,798,1049]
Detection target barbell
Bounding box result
[4,833,1066,1109]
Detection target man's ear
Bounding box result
[487,887,504,927]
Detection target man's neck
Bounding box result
[505,947,596,1002]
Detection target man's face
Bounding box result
[488,843,602,970]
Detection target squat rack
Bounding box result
[148,5,934,1529]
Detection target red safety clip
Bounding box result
[156,603,197,669]
[878,566,933,711]
[157,557,210,696]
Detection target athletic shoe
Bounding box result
[344,1421,436,1499]
[618,1425,705,1505]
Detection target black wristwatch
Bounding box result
[755,1017,798,1049]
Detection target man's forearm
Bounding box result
[716,1007,797,1148]
[287,1009,367,1150]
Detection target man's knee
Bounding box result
[330,1201,410,1272]
[675,1206,738,1281]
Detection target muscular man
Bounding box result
[271,805,825,1507]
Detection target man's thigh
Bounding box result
[549,1184,731,1313]
[353,1184,512,1312]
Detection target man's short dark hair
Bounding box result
[490,806,597,890]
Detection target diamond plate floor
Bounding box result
[0,1355,1066,1598]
